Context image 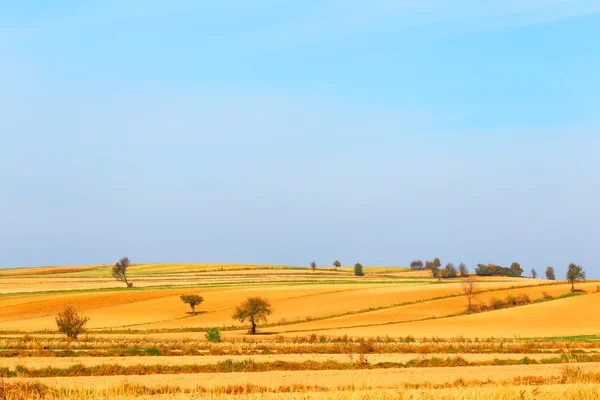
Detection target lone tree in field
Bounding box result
[232,297,273,335]
[310,261,317,274]
[459,263,469,277]
[112,257,132,288]
[354,263,364,276]
[566,263,586,293]
[180,294,204,315]
[461,277,478,312]
[545,266,556,280]
[333,260,341,269]
[55,306,89,339]
[531,268,537,279]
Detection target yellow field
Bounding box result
[0,263,599,399]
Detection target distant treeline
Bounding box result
[409,259,526,278]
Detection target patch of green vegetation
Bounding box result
[523,334,600,342]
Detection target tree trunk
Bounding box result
[571,281,575,293]
[250,316,256,334]
[192,305,196,315]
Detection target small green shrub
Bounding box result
[143,347,161,356]
[205,328,221,343]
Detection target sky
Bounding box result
[1,1,599,278]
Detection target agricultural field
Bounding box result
[1,263,599,399]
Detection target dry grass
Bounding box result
[2,264,599,399]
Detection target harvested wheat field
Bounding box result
[1,263,599,399]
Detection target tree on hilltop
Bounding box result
[566,263,586,293]
[354,263,364,276]
[310,261,317,274]
[531,268,537,279]
[545,266,556,280]
[112,257,133,288]
[333,260,341,269]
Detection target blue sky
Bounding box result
[1,1,599,278]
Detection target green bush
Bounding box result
[205,327,221,343]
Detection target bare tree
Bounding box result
[112,257,132,288]
[461,277,478,312]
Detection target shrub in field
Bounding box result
[112,256,133,288]
[566,263,586,293]
[542,292,554,300]
[180,294,204,315]
[515,293,531,305]
[205,328,221,343]
[55,306,89,339]
[354,263,364,276]
[505,294,517,306]
[232,297,273,335]
[489,297,505,310]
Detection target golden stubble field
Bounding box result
[0,263,599,399]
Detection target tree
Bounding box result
[410,260,424,270]
[566,263,586,293]
[55,306,89,339]
[232,297,273,334]
[545,266,556,280]
[310,261,317,274]
[426,260,441,278]
[354,263,364,277]
[433,258,441,268]
[510,262,523,277]
[333,260,341,269]
[531,268,537,279]
[443,263,457,278]
[459,263,469,277]
[112,257,132,288]
[461,277,478,312]
[180,294,204,315]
